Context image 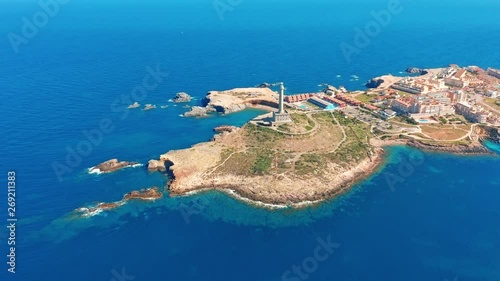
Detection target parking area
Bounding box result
[341,107,402,132]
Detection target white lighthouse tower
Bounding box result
[278,82,285,114]
[272,82,292,125]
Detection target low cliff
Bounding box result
[406,140,492,155]
[184,87,278,117]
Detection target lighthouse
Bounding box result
[272,82,292,125]
[278,82,285,114]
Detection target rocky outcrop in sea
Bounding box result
[127,102,140,109]
[144,104,157,110]
[72,187,163,218]
[89,159,140,174]
[405,67,429,75]
[124,187,163,201]
[173,92,192,103]
[214,125,238,133]
[365,78,384,89]
[184,106,216,117]
[148,159,167,172]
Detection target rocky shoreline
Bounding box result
[406,140,493,155]
[159,133,497,209]
[371,138,495,155]
[167,148,386,207]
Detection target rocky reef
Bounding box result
[214,125,238,133]
[184,106,217,117]
[72,187,162,218]
[144,104,157,111]
[124,187,163,201]
[173,92,192,103]
[148,159,167,172]
[127,102,140,109]
[89,159,140,174]
[406,67,429,75]
[365,78,384,89]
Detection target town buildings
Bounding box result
[455,102,489,123]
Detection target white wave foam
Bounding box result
[87,167,103,175]
[82,208,103,218]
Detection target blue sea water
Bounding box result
[1,0,500,280]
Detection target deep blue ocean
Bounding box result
[1,0,500,280]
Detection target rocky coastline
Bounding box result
[406,139,493,155]
[371,138,495,155]
[365,78,384,89]
[166,148,386,207]
[79,80,499,213]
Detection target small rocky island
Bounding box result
[173,92,192,103]
[73,187,162,218]
[89,159,141,174]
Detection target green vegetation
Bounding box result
[332,111,363,127]
[295,153,325,175]
[328,112,373,164]
[217,111,376,178]
[354,93,374,103]
[278,123,292,133]
[399,115,418,125]
[291,113,315,131]
[252,150,273,175]
[438,116,447,124]
[245,123,286,147]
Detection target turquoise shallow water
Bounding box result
[0,0,500,280]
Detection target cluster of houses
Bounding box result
[386,65,500,124]
[280,65,499,125]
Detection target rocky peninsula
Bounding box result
[150,109,385,207]
[184,87,278,117]
[78,67,499,214]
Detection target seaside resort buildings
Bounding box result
[275,65,499,126]
[388,65,500,124]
